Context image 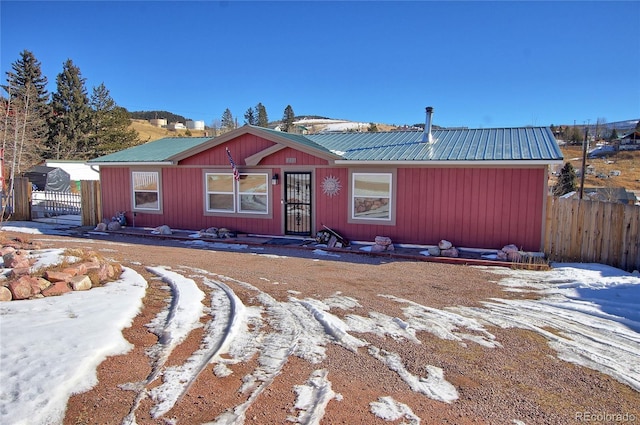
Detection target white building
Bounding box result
[186,120,205,130]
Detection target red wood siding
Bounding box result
[261,147,329,166]
[99,136,547,251]
[179,134,276,166]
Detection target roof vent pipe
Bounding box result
[422,106,434,143]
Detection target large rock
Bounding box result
[153,225,172,235]
[107,221,121,231]
[70,275,92,291]
[30,277,52,294]
[374,236,392,246]
[42,281,71,297]
[3,252,31,269]
[438,240,453,250]
[440,248,459,258]
[45,270,73,283]
[8,278,32,300]
[0,286,12,301]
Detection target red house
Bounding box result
[89,109,563,251]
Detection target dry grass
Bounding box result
[560,145,640,192]
[129,119,208,142]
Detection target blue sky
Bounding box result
[1,1,639,128]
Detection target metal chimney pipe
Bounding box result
[422,106,434,143]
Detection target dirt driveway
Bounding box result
[4,229,639,424]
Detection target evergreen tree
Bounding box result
[88,83,139,156]
[221,108,235,131]
[48,59,91,159]
[256,102,268,128]
[368,122,379,132]
[282,105,295,132]
[553,162,577,196]
[609,128,618,142]
[244,107,256,125]
[1,50,50,173]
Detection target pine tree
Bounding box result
[2,50,50,173]
[221,108,235,131]
[244,107,256,125]
[282,105,295,132]
[48,59,91,159]
[553,162,577,196]
[88,83,139,156]
[256,102,268,128]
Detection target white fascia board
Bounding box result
[88,161,175,166]
[333,159,564,166]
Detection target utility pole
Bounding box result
[579,125,589,200]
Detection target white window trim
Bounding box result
[131,170,162,213]
[205,173,236,213]
[348,170,396,225]
[203,170,272,218]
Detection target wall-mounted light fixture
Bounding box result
[272,173,279,185]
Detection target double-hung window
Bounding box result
[132,171,161,212]
[205,172,268,214]
[351,172,392,221]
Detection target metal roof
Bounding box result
[88,137,212,163]
[89,126,563,165]
[307,127,564,162]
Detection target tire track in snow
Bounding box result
[121,266,205,425]
[452,298,640,391]
[149,274,250,418]
[288,369,341,425]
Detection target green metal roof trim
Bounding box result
[88,137,212,163]
[307,127,564,161]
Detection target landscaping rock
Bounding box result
[153,225,172,235]
[371,236,394,252]
[0,285,12,301]
[441,248,459,258]
[8,278,32,300]
[31,277,52,293]
[45,270,73,283]
[438,240,453,250]
[70,275,92,291]
[3,252,30,269]
[42,281,71,297]
[107,221,121,231]
[428,247,441,256]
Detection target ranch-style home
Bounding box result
[88,108,564,251]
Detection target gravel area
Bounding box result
[3,230,637,425]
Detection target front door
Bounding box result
[284,172,312,236]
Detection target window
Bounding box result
[205,172,268,214]
[238,174,268,213]
[132,171,160,211]
[206,173,235,212]
[352,173,392,220]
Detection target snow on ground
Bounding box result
[1,223,639,424]
[0,268,147,425]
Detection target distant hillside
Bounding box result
[129,119,208,142]
[129,110,189,124]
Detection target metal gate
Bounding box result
[284,172,312,236]
[31,190,81,218]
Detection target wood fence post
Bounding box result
[80,181,102,226]
[11,177,32,221]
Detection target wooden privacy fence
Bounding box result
[545,196,640,272]
[80,180,102,226]
[4,178,102,226]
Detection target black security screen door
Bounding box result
[284,172,312,236]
